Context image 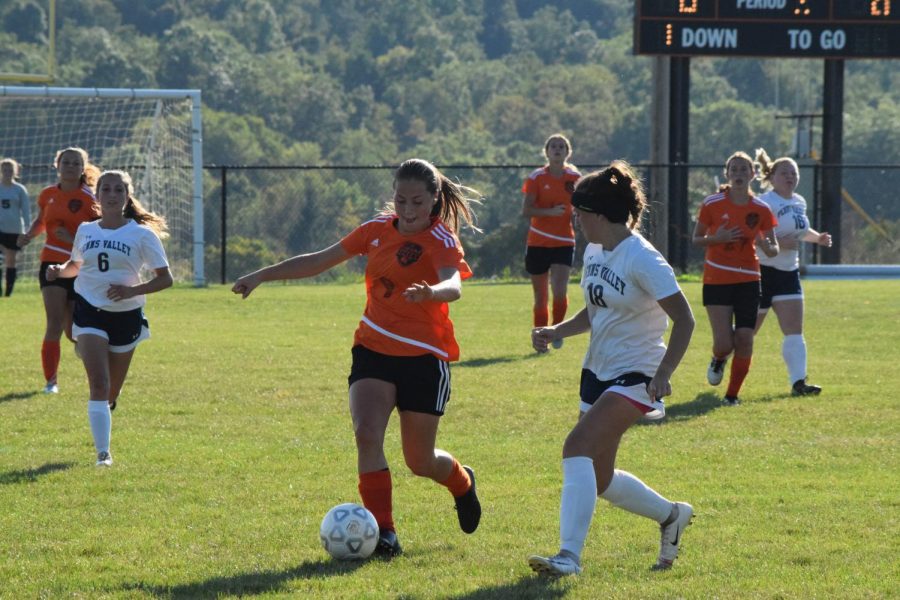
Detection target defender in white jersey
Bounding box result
[754,149,832,396]
[0,158,31,296]
[47,170,172,467]
[527,161,695,576]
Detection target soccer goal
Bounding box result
[0,86,204,285]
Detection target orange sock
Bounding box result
[439,459,472,498]
[552,297,568,325]
[726,355,752,398]
[41,340,60,384]
[358,469,394,532]
[533,305,549,327]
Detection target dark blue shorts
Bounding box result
[348,345,450,416]
[525,245,575,275]
[0,232,22,251]
[759,265,803,309]
[73,294,149,352]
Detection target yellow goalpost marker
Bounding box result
[0,0,56,83]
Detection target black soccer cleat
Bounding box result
[454,466,481,534]
[792,378,822,396]
[723,395,740,406]
[374,529,402,558]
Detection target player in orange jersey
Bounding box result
[521,134,581,348]
[18,147,100,394]
[692,151,778,406]
[233,159,482,557]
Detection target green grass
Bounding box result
[1,278,898,599]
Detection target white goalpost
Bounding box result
[0,86,205,286]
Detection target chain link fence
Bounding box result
[202,163,900,284]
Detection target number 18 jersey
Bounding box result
[580,233,681,381]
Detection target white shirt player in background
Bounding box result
[527,161,695,577]
[754,149,832,396]
[0,158,32,296]
[47,170,172,467]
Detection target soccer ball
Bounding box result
[319,503,379,560]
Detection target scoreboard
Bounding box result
[635,1,900,58]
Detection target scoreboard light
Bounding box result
[635,0,900,58]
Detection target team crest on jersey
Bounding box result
[396,242,423,266]
[565,181,575,193]
[745,212,759,228]
[68,199,83,213]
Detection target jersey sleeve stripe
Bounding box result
[431,225,456,248]
[360,316,450,359]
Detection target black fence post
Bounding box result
[220,166,227,284]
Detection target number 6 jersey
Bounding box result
[71,220,169,312]
[581,233,681,381]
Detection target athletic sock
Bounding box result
[559,456,597,559]
[87,400,111,454]
[599,469,672,522]
[552,297,568,325]
[726,355,752,398]
[439,458,471,497]
[358,469,394,532]
[4,267,16,296]
[41,340,61,384]
[782,334,807,385]
[533,305,549,328]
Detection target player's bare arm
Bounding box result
[232,242,352,299]
[648,291,695,401]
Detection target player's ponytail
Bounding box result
[394,158,482,234]
[572,160,646,231]
[96,170,169,238]
[55,146,101,188]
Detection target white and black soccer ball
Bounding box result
[319,503,379,560]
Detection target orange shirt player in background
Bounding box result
[521,134,581,349]
[232,158,482,558]
[18,147,100,394]
[692,151,778,406]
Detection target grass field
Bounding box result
[1,278,897,599]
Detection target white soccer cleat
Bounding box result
[528,552,582,576]
[654,502,693,570]
[551,338,564,350]
[43,383,59,394]
[706,358,726,386]
[96,451,113,467]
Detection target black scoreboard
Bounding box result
[635,1,900,58]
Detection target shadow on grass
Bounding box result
[457,353,545,368]
[637,391,723,426]
[444,574,570,600]
[0,390,40,403]
[121,559,365,598]
[0,462,75,484]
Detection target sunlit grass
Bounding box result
[1,278,897,598]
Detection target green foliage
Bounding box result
[3,0,897,273]
[206,234,278,281]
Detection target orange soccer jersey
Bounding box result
[698,191,777,284]
[35,184,99,262]
[522,166,581,247]
[340,215,472,362]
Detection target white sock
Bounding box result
[600,469,672,523]
[88,400,111,454]
[782,334,807,385]
[559,456,597,559]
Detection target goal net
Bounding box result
[0,86,204,285]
